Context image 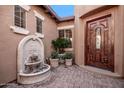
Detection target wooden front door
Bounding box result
[85,14,114,72]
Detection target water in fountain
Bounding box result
[24,52,49,74]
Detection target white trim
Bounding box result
[35,33,44,38]
[57,25,74,30]
[19,5,31,11]
[10,26,29,35]
[13,5,28,31]
[64,48,73,52]
[34,10,45,21]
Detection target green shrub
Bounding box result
[51,51,59,59]
[58,53,66,60]
[52,38,71,53]
[65,53,73,59]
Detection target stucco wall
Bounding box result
[58,20,74,27]
[0,5,22,84]
[0,5,57,84]
[74,5,124,77]
[75,5,102,17]
[31,6,58,57]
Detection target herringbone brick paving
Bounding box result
[3,65,124,88]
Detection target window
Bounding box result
[66,29,72,38]
[65,29,72,48]
[36,17,42,33]
[59,30,64,38]
[14,5,26,28]
[58,29,72,48]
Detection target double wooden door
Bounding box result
[85,14,114,72]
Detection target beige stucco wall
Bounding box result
[0,5,58,84]
[74,5,124,77]
[58,20,74,27]
[31,6,58,57]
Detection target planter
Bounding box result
[59,59,65,64]
[58,53,65,64]
[50,58,59,68]
[65,59,72,66]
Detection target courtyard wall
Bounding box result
[0,5,58,84]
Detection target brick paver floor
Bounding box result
[2,65,124,88]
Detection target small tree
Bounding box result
[52,38,71,53]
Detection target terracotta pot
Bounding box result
[65,59,72,66]
[50,58,59,68]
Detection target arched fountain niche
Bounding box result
[17,35,51,84]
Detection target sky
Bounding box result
[51,5,74,18]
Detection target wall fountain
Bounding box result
[17,35,51,84]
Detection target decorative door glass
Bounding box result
[95,27,101,49]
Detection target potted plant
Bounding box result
[51,38,71,65]
[52,38,71,54]
[58,53,65,64]
[65,52,73,66]
[50,51,59,68]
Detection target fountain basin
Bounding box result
[25,61,41,66]
[18,65,51,84]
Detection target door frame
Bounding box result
[84,9,115,72]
